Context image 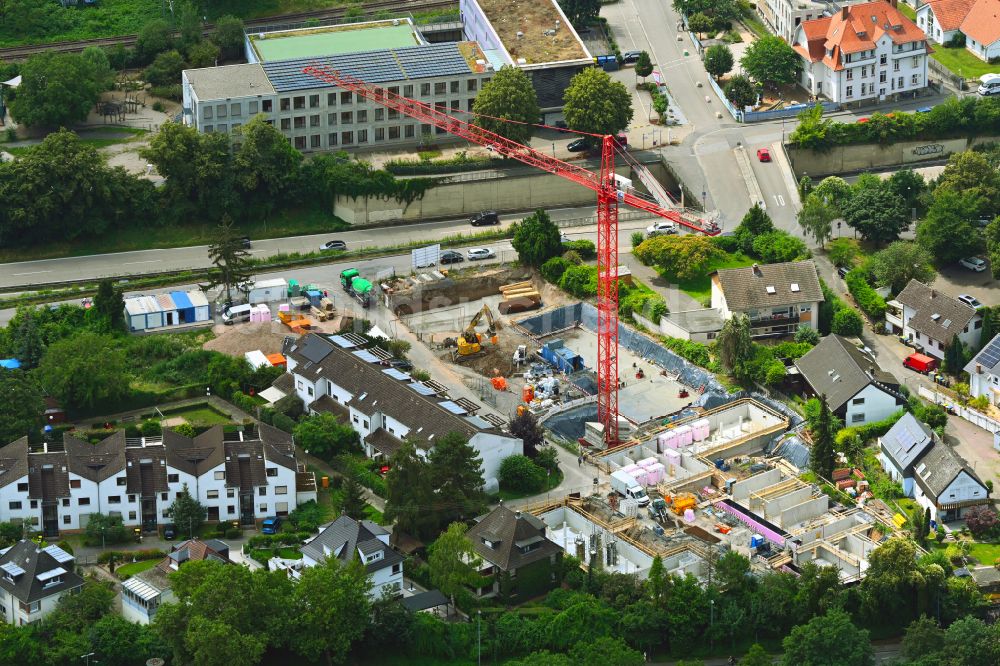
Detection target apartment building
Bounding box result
[710,261,825,338]
[792,1,931,103]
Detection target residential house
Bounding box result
[283,333,521,486]
[121,538,231,625]
[760,0,831,43]
[964,333,1000,406]
[794,334,905,426]
[466,505,562,600]
[0,541,82,625]
[657,309,725,343]
[878,411,935,497]
[710,261,824,338]
[915,0,976,44]
[960,0,1000,61]
[299,516,404,599]
[912,440,990,521]
[791,2,930,104]
[887,279,982,361]
[0,425,312,536]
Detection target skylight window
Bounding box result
[766,286,776,294]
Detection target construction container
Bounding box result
[244,350,270,370]
[645,462,666,484]
[637,457,658,469]
[832,468,851,481]
[266,353,286,368]
[836,479,856,491]
[658,430,679,451]
[305,290,324,307]
[288,280,300,297]
[249,278,288,305]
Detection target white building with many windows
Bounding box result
[792,2,931,103]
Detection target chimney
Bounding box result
[841,6,849,19]
[514,510,522,520]
[752,263,763,277]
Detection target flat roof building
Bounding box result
[246,21,425,62]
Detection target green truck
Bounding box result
[339,268,372,308]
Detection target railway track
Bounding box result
[0,0,457,60]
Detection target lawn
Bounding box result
[969,541,1000,565]
[115,559,158,579]
[931,45,999,80]
[1,128,148,157]
[157,403,233,425]
[897,2,917,20]
[661,253,755,304]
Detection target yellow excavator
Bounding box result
[457,305,499,356]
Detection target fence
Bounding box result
[927,57,971,92]
[706,75,742,121]
[742,101,840,123]
[918,385,1000,434]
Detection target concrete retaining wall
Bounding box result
[787,135,1000,178]
[731,468,782,501]
[763,486,814,519]
[780,495,829,527]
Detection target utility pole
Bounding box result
[477,611,482,666]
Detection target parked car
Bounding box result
[261,516,282,534]
[319,240,347,251]
[567,138,589,152]
[553,120,568,130]
[163,524,176,540]
[468,247,496,260]
[756,148,772,162]
[560,232,572,243]
[622,50,642,64]
[389,358,413,371]
[916,106,933,113]
[857,117,870,123]
[239,236,252,249]
[646,221,677,237]
[440,250,464,264]
[958,294,984,309]
[837,266,851,279]
[470,210,500,226]
[960,257,987,272]
[977,216,994,228]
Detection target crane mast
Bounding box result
[303,64,719,444]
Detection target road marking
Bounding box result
[123,260,161,265]
[10,270,52,276]
[773,194,786,207]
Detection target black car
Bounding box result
[239,236,252,249]
[622,51,642,64]
[471,211,500,226]
[837,266,850,279]
[163,524,177,540]
[567,138,589,152]
[440,250,465,264]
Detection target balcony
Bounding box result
[749,313,800,327]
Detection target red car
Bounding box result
[756,148,771,162]
[857,117,870,123]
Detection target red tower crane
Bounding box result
[304,64,720,443]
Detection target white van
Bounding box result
[978,74,1000,96]
[221,303,252,325]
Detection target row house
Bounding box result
[792,1,931,104]
[283,333,522,486]
[0,425,312,537]
[916,0,1000,61]
[711,261,825,339]
[886,279,982,361]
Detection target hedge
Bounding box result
[561,239,596,260]
[97,549,165,564]
[659,336,713,368]
[384,154,513,175]
[836,409,906,445]
[231,391,259,415]
[331,455,387,497]
[845,269,887,321]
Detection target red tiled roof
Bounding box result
[961,0,1000,46]
[921,0,977,31]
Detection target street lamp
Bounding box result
[710,599,715,648]
[81,653,95,666]
[477,611,482,666]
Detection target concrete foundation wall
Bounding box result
[538,506,654,578]
[780,495,830,527]
[787,135,1000,179]
[763,487,814,519]
[732,468,782,501]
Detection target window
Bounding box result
[365,551,384,563]
[266,467,278,477]
[404,85,413,97]
[450,100,460,110]
[228,505,236,514]
[975,319,983,329]
[69,479,81,489]
[852,413,865,423]
[249,101,258,114]
[911,74,919,85]
[879,71,887,83]
[128,511,136,521]
[259,487,267,496]
[276,502,289,515]
[16,482,27,492]
[259,504,268,513]
[421,83,431,96]
[227,488,235,498]
[392,563,402,574]
[435,101,446,112]
[218,123,227,134]
[63,515,71,525]
[847,70,853,81]
[216,104,227,118]
[912,56,919,67]
[357,110,367,123]
[294,136,306,150]
[435,82,446,95]
[128,495,136,503]
[405,125,414,138]
[280,98,290,111]
[62,498,70,507]
[880,54,887,65]
[846,86,853,97]
[293,116,306,129]
[293,96,305,110]
[310,115,320,127]
[358,129,368,143]
[117,476,127,486]
[341,111,353,124]
[207,490,219,499]
[894,60,900,71]
[161,492,168,501]
[275,486,288,496]
[231,103,241,116]
[327,112,337,126]
[388,86,399,96]
[21,601,40,614]
[280,118,291,130]
[388,109,399,120]
[262,99,273,112]
[375,108,384,121]
[309,94,319,108]
[450,80,459,94]
[328,133,338,146]
[311,134,321,148]
[375,127,385,141]
[109,496,121,504]
[214,471,225,481]
[363,420,369,429]
[852,397,865,405]
[467,99,474,111]
[327,93,336,106]
[340,91,352,104]
[389,126,400,140]
[162,509,170,518]
[8,501,21,510]
[204,106,213,119]
[898,76,904,88]
[467,79,478,92]
[28,500,37,509]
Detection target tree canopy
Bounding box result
[867,241,935,295]
[167,483,207,538]
[841,186,909,245]
[740,35,800,88]
[293,413,360,461]
[798,192,837,246]
[473,66,540,145]
[781,609,873,666]
[704,44,734,79]
[206,218,254,305]
[724,74,758,110]
[9,51,105,127]
[916,189,982,265]
[717,313,753,378]
[512,209,563,267]
[633,235,723,281]
[563,67,634,137]
[35,332,128,411]
[0,370,44,444]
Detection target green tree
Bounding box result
[144,49,185,87]
[789,104,832,149]
[83,512,130,547]
[634,51,654,79]
[944,335,967,376]
[751,231,808,263]
[291,557,371,666]
[570,637,645,666]
[472,65,540,145]
[136,18,173,64]
[211,15,246,59]
[185,615,266,666]
[340,475,367,521]
[781,609,873,666]
[563,67,634,137]
[428,431,486,524]
[233,115,304,220]
[384,442,438,540]
[633,235,723,280]
[558,0,601,26]
[724,74,758,109]
[867,241,935,295]
[428,522,485,604]
[186,39,221,69]
[0,370,44,444]
[140,121,234,219]
[742,643,773,666]
[986,217,1000,280]
[35,332,127,410]
[81,45,114,90]
[810,395,836,480]
[293,413,360,460]
[688,12,715,37]
[935,150,1000,218]
[942,616,1000,666]
[831,308,863,336]
[798,192,837,246]
[795,325,820,345]
[900,615,944,664]
[842,186,909,245]
[885,168,926,215]
[93,278,126,332]
[916,189,981,266]
[813,176,852,216]
[509,409,546,458]
[499,454,547,493]
[177,1,202,49]
[646,555,668,608]
[168,483,207,538]
[9,52,102,127]
[717,313,753,379]
[90,614,169,666]
[512,209,563,267]
[206,217,254,305]
[735,203,774,254]
[704,44,734,79]
[741,35,800,88]
[798,174,814,200]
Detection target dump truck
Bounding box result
[339,269,372,308]
[610,470,650,507]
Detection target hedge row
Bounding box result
[835,409,906,446]
[245,533,310,550]
[659,336,713,368]
[845,269,887,321]
[384,154,512,175]
[97,549,165,564]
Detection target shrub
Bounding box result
[97,549,165,564]
[541,256,571,284]
[225,528,242,539]
[559,264,598,298]
[659,337,713,368]
[152,101,165,112]
[498,455,547,494]
[562,249,583,265]
[832,308,864,336]
[710,234,741,254]
[562,239,596,259]
[231,391,259,415]
[964,505,998,539]
[794,325,820,344]
[844,269,887,321]
[149,84,182,101]
[751,230,809,263]
[837,410,906,444]
[172,423,196,438]
[630,232,645,249]
[271,413,296,433]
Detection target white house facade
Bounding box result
[877,412,935,498]
[915,0,976,44]
[299,516,404,599]
[0,542,83,626]
[965,334,1000,406]
[888,279,982,361]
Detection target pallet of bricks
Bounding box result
[498,281,541,315]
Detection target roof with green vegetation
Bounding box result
[249,21,423,62]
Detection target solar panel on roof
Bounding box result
[301,339,333,363]
[977,335,1000,369]
[329,335,357,348]
[438,400,467,415]
[42,544,73,564]
[383,368,411,381]
[1,562,25,577]
[409,383,436,396]
[463,415,491,429]
[36,567,67,582]
[352,350,380,363]
[368,347,392,361]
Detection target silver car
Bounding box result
[467,248,496,260]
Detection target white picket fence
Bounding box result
[918,385,1000,434]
